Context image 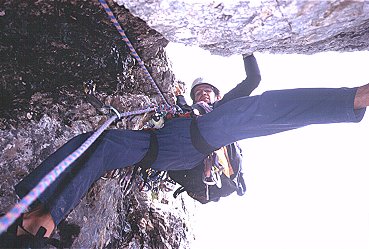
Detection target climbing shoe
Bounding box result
[0,214,60,248]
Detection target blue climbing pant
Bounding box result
[15,87,365,224]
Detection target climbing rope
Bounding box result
[0,107,155,234]
[99,0,171,108]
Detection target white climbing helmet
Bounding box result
[190,77,220,100]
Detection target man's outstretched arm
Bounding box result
[217,54,261,106]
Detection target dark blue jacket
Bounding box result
[172,54,261,200]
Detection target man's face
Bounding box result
[193,84,217,104]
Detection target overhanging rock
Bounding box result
[116,0,369,56]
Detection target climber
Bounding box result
[0,51,262,247]
[168,53,261,202]
[1,54,368,248]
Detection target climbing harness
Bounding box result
[137,169,175,193]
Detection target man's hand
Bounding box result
[173,81,186,96]
[242,53,254,59]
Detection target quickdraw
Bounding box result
[84,80,121,119]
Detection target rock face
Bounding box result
[0,0,193,248]
[1,0,369,248]
[117,0,369,56]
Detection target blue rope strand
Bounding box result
[98,0,171,108]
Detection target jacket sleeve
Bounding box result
[176,95,193,113]
[216,54,261,107]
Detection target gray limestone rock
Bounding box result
[0,0,193,248]
[117,0,369,56]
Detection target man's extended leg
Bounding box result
[198,87,366,148]
[14,129,150,235]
